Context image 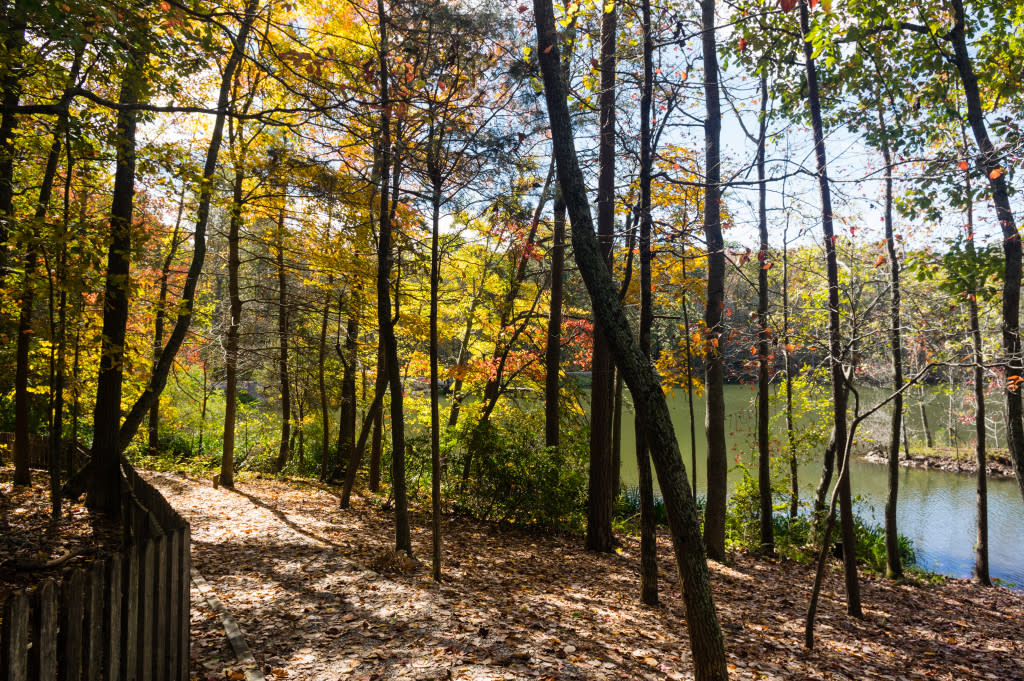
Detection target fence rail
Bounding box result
[0,432,90,475]
[2,462,190,680]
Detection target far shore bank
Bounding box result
[860,447,1017,478]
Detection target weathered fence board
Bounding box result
[32,580,57,681]
[0,465,191,681]
[2,590,30,681]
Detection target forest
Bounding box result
[0,0,1022,679]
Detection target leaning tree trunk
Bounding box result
[799,0,861,617]
[700,0,728,562]
[948,0,1024,503]
[532,1,727,677]
[149,184,186,456]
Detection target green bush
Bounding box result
[446,413,588,531]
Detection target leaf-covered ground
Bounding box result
[0,467,121,599]
[143,471,1024,681]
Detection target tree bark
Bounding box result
[318,300,331,480]
[430,178,443,582]
[86,55,142,513]
[221,163,245,488]
[963,167,990,585]
[756,69,773,556]
[545,194,565,450]
[877,103,903,580]
[336,311,359,481]
[273,198,292,474]
[636,0,658,603]
[149,183,186,456]
[532,2,727,677]
[947,0,1024,503]
[0,0,26,291]
[586,0,618,554]
[376,0,411,553]
[799,0,861,617]
[700,0,728,563]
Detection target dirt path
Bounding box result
[146,471,1024,681]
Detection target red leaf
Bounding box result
[739,38,748,51]
[779,0,798,11]
[809,0,819,8]
[958,160,969,171]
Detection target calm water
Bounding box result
[618,385,1024,588]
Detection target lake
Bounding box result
[617,384,1024,588]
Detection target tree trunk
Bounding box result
[149,183,187,456]
[273,198,292,474]
[532,2,727,677]
[963,168,990,585]
[337,311,359,481]
[756,69,774,556]
[376,0,411,553]
[369,346,384,492]
[947,0,1024,502]
[918,386,933,448]
[877,103,904,580]
[318,300,331,480]
[586,0,618,554]
[87,56,142,513]
[636,0,658,603]
[700,0,728,563]
[681,254,698,500]
[222,164,245,488]
[430,182,443,582]
[545,194,565,450]
[783,238,798,518]
[0,2,26,291]
[799,0,861,617]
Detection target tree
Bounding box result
[531,0,727,677]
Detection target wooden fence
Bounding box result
[1,462,190,681]
[0,433,90,476]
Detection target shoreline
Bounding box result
[860,448,1017,478]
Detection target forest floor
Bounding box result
[144,470,1024,681]
[0,467,121,599]
[860,447,1016,478]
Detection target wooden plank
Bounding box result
[166,531,181,681]
[104,557,122,681]
[190,570,264,681]
[85,560,104,679]
[2,590,30,681]
[137,541,155,681]
[121,548,139,679]
[31,580,58,681]
[59,569,85,681]
[178,526,190,681]
[153,536,168,681]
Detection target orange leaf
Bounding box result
[739,38,748,51]
[542,44,554,54]
[809,0,819,8]
[873,255,886,268]
[958,160,969,171]
[989,167,1004,179]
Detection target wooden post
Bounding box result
[59,569,86,681]
[178,526,190,681]
[85,561,104,679]
[122,547,140,678]
[104,557,122,681]
[137,541,155,681]
[166,531,181,680]
[2,591,31,681]
[31,580,58,681]
[154,535,168,681]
